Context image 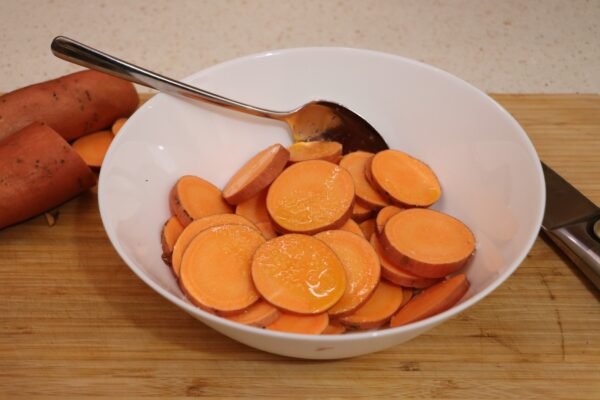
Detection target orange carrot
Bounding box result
[266,311,329,335]
[375,205,404,235]
[352,202,374,222]
[288,141,342,164]
[71,130,114,169]
[267,160,354,234]
[339,218,364,237]
[223,144,289,205]
[171,213,256,277]
[381,208,476,278]
[390,274,469,327]
[314,230,380,317]
[369,149,442,207]
[358,219,376,240]
[169,175,233,227]
[252,234,346,314]
[235,187,270,224]
[339,281,404,330]
[161,216,184,266]
[322,321,347,335]
[111,117,127,135]
[223,299,280,328]
[340,151,389,209]
[179,224,265,313]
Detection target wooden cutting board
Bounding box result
[0,94,598,399]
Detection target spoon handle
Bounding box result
[51,36,287,120]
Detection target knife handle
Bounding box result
[544,217,600,290]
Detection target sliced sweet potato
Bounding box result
[375,205,404,235]
[171,213,256,277]
[251,234,346,314]
[71,130,113,169]
[339,218,364,237]
[390,274,469,327]
[222,144,289,205]
[401,288,414,307]
[314,230,380,317]
[235,187,270,224]
[339,281,404,330]
[266,160,354,234]
[161,216,184,266]
[359,219,376,240]
[179,224,265,313]
[266,311,329,335]
[169,175,233,227]
[322,321,346,335]
[111,117,127,135]
[369,149,442,207]
[340,151,389,209]
[381,208,476,278]
[352,202,374,222]
[370,234,440,288]
[223,299,280,328]
[288,141,342,164]
[255,221,278,240]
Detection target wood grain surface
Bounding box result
[1,94,599,399]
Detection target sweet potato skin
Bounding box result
[0,123,97,229]
[0,70,139,142]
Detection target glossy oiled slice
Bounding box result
[223,144,289,205]
[370,149,442,207]
[235,187,270,224]
[266,160,354,234]
[339,218,365,237]
[252,234,346,314]
[339,151,389,209]
[266,311,329,335]
[381,208,476,278]
[288,141,343,164]
[160,216,184,266]
[179,225,265,313]
[375,205,404,235]
[314,230,380,317]
[390,274,470,327]
[169,175,232,226]
[171,214,256,277]
[339,281,404,330]
[223,299,280,328]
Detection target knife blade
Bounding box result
[541,162,600,290]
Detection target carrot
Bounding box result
[0,70,138,142]
[169,175,233,227]
[352,202,374,222]
[267,160,354,234]
[358,218,376,240]
[339,218,364,237]
[370,234,439,288]
[111,117,128,135]
[401,288,414,307]
[266,311,329,335]
[381,208,476,278]
[322,321,347,335]
[222,144,289,205]
[171,213,256,277]
[369,149,442,207]
[339,151,389,209]
[314,230,380,317]
[288,141,342,164]
[160,216,184,266]
[251,234,346,314]
[339,281,404,330]
[375,205,404,235]
[235,187,270,224]
[179,224,265,313]
[390,274,470,327]
[0,123,96,229]
[71,130,113,169]
[223,299,280,328]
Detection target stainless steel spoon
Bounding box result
[51,36,388,154]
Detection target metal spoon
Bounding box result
[51,36,388,154]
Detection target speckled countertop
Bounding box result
[0,0,598,93]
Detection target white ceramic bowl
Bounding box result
[98,48,545,359]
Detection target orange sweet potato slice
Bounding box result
[339,218,364,237]
[161,216,184,266]
[252,234,346,314]
[314,230,380,317]
[222,144,289,205]
[369,149,442,207]
[339,281,404,330]
[340,151,389,209]
[111,117,128,136]
[223,299,280,328]
[288,141,343,164]
[375,205,404,235]
[266,311,329,335]
[381,208,476,278]
[171,213,256,277]
[235,187,270,224]
[322,321,347,335]
[352,202,374,222]
[179,224,265,313]
[71,130,113,169]
[266,160,354,234]
[255,221,278,240]
[401,288,414,307]
[390,274,470,327]
[359,219,376,240]
[169,175,233,227]
[370,234,440,288]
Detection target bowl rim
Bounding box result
[99,46,546,342]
